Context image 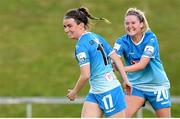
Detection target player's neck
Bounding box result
[131,34,143,43]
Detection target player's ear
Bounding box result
[140,22,144,28]
[79,22,85,29]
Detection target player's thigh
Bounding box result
[155,107,171,118]
[147,89,171,117]
[81,101,102,118]
[125,95,145,117]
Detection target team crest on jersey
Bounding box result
[76,52,86,62]
[89,40,95,45]
[144,45,154,56]
[114,43,121,51]
[150,38,155,42]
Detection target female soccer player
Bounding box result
[63,7,131,118]
[113,8,171,117]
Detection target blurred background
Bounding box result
[0,0,180,117]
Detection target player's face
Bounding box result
[124,15,143,37]
[63,18,83,40]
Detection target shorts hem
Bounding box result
[154,105,171,110]
[105,106,126,117]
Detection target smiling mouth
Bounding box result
[128,28,135,32]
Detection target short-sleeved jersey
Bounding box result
[75,32,120,94]
[113,31,170,92]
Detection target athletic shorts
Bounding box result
[131,87,171,110]
[85,86,126,117]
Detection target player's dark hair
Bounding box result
[64,7,110,29]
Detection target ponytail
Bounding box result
[64,7,111,30]
[78,7,111,24]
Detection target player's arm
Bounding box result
[110,52,128,81]
[110,51,132,95]
[125,57,150,72]
[126,37,157,72]
[67,64,90,101]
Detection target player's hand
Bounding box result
[123,80,132,95]
[67,89,77,101]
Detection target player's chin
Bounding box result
[68,35,76,39]
[127,32,135,36]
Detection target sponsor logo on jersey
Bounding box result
[131,60,139,64]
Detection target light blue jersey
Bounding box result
[114,31,170,92]
[75,32,120,94]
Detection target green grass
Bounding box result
[0,0,180,117]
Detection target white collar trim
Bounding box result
[131,34,145,45]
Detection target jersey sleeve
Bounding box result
[113,37,125,57]
[75,42,90,67]
[142,37,158,58]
